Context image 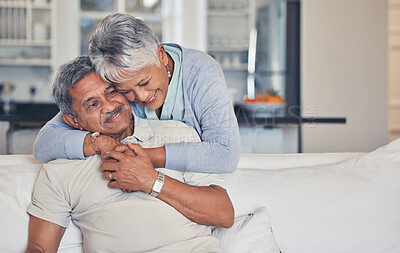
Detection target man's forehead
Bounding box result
[71,76,112,102]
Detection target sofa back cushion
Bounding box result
[0,155,83,253]
[226,138,400,253]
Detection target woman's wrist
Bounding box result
[83,133,98,156]
[90,132,101,154]
[144,147,166,168]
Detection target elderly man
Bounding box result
[26,56,234,253]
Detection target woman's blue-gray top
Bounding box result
[33,44,240,173]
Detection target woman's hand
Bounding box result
[100,143,158,193]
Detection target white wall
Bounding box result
[301,0,388,152]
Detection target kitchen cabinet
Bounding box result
[0,0,56,68]
[206,0,300,115]
[206,0,251,104]
[207,0,250,72]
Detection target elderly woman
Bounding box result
[33,13,240,173]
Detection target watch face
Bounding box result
[153,180,163,193]
[151,172,165,196]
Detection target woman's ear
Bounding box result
[158,45,168,66]
[62,114,82,130]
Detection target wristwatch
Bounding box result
[150,172,165,198]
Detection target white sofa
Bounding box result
[1,139,400,253]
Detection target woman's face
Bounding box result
[114,46,170,110]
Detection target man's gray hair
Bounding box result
[52,56,94,117]
[88,13,160,84]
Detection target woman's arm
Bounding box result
[33,112,121,162]
[33,112,88,162]
[163,52,241,174]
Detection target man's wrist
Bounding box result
[149,171,165,198]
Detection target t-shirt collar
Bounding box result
[121,113,153,144]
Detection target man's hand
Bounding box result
[101,143,234,228]
[100,143,158,193]
[83,133,121,158]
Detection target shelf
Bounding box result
[0,40,51,46]
[222,65,248,71]
[0,1,27,8]
[208,9,249,17]
[0,0,55,69]
[0,1,51,9]
[0,58,51,66]
[208,45,248,52]
[80,11,161,22]
[31,3,52,9]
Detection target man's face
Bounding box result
[68,72,131,136]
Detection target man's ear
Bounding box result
[62,114,82,130]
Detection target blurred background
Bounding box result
[0,0,396,156]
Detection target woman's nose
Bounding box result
[134,90,149,102]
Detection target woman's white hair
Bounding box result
[88,13,160,84]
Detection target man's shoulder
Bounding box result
[146,119,201,143]
[43,155,101,177]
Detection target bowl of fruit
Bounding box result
[242,90,286,117]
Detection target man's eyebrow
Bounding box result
[83,97,94,107]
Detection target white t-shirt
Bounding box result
[27,115,225,253]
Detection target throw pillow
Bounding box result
[212,207,280,253]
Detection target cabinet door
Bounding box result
[0,0,55,67]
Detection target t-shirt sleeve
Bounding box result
[27,166,71,228]
[182,172,226,189]
[33,112,89,162]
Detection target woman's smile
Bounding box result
[143,90,158,105]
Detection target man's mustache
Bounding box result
[103,105,123,124]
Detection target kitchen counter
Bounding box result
[0,102,59,124]
[0,102,346,153]
[234,103,346,126]
[0,102,346,125]
[234,104,346,153]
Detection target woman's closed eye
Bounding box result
[109,89,118,94]
[119,90,132,95]
[138,81,149,87]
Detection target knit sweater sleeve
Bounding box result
[33,112,88,162]
[164,49,240,174]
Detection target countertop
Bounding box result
[0,102,346,126]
